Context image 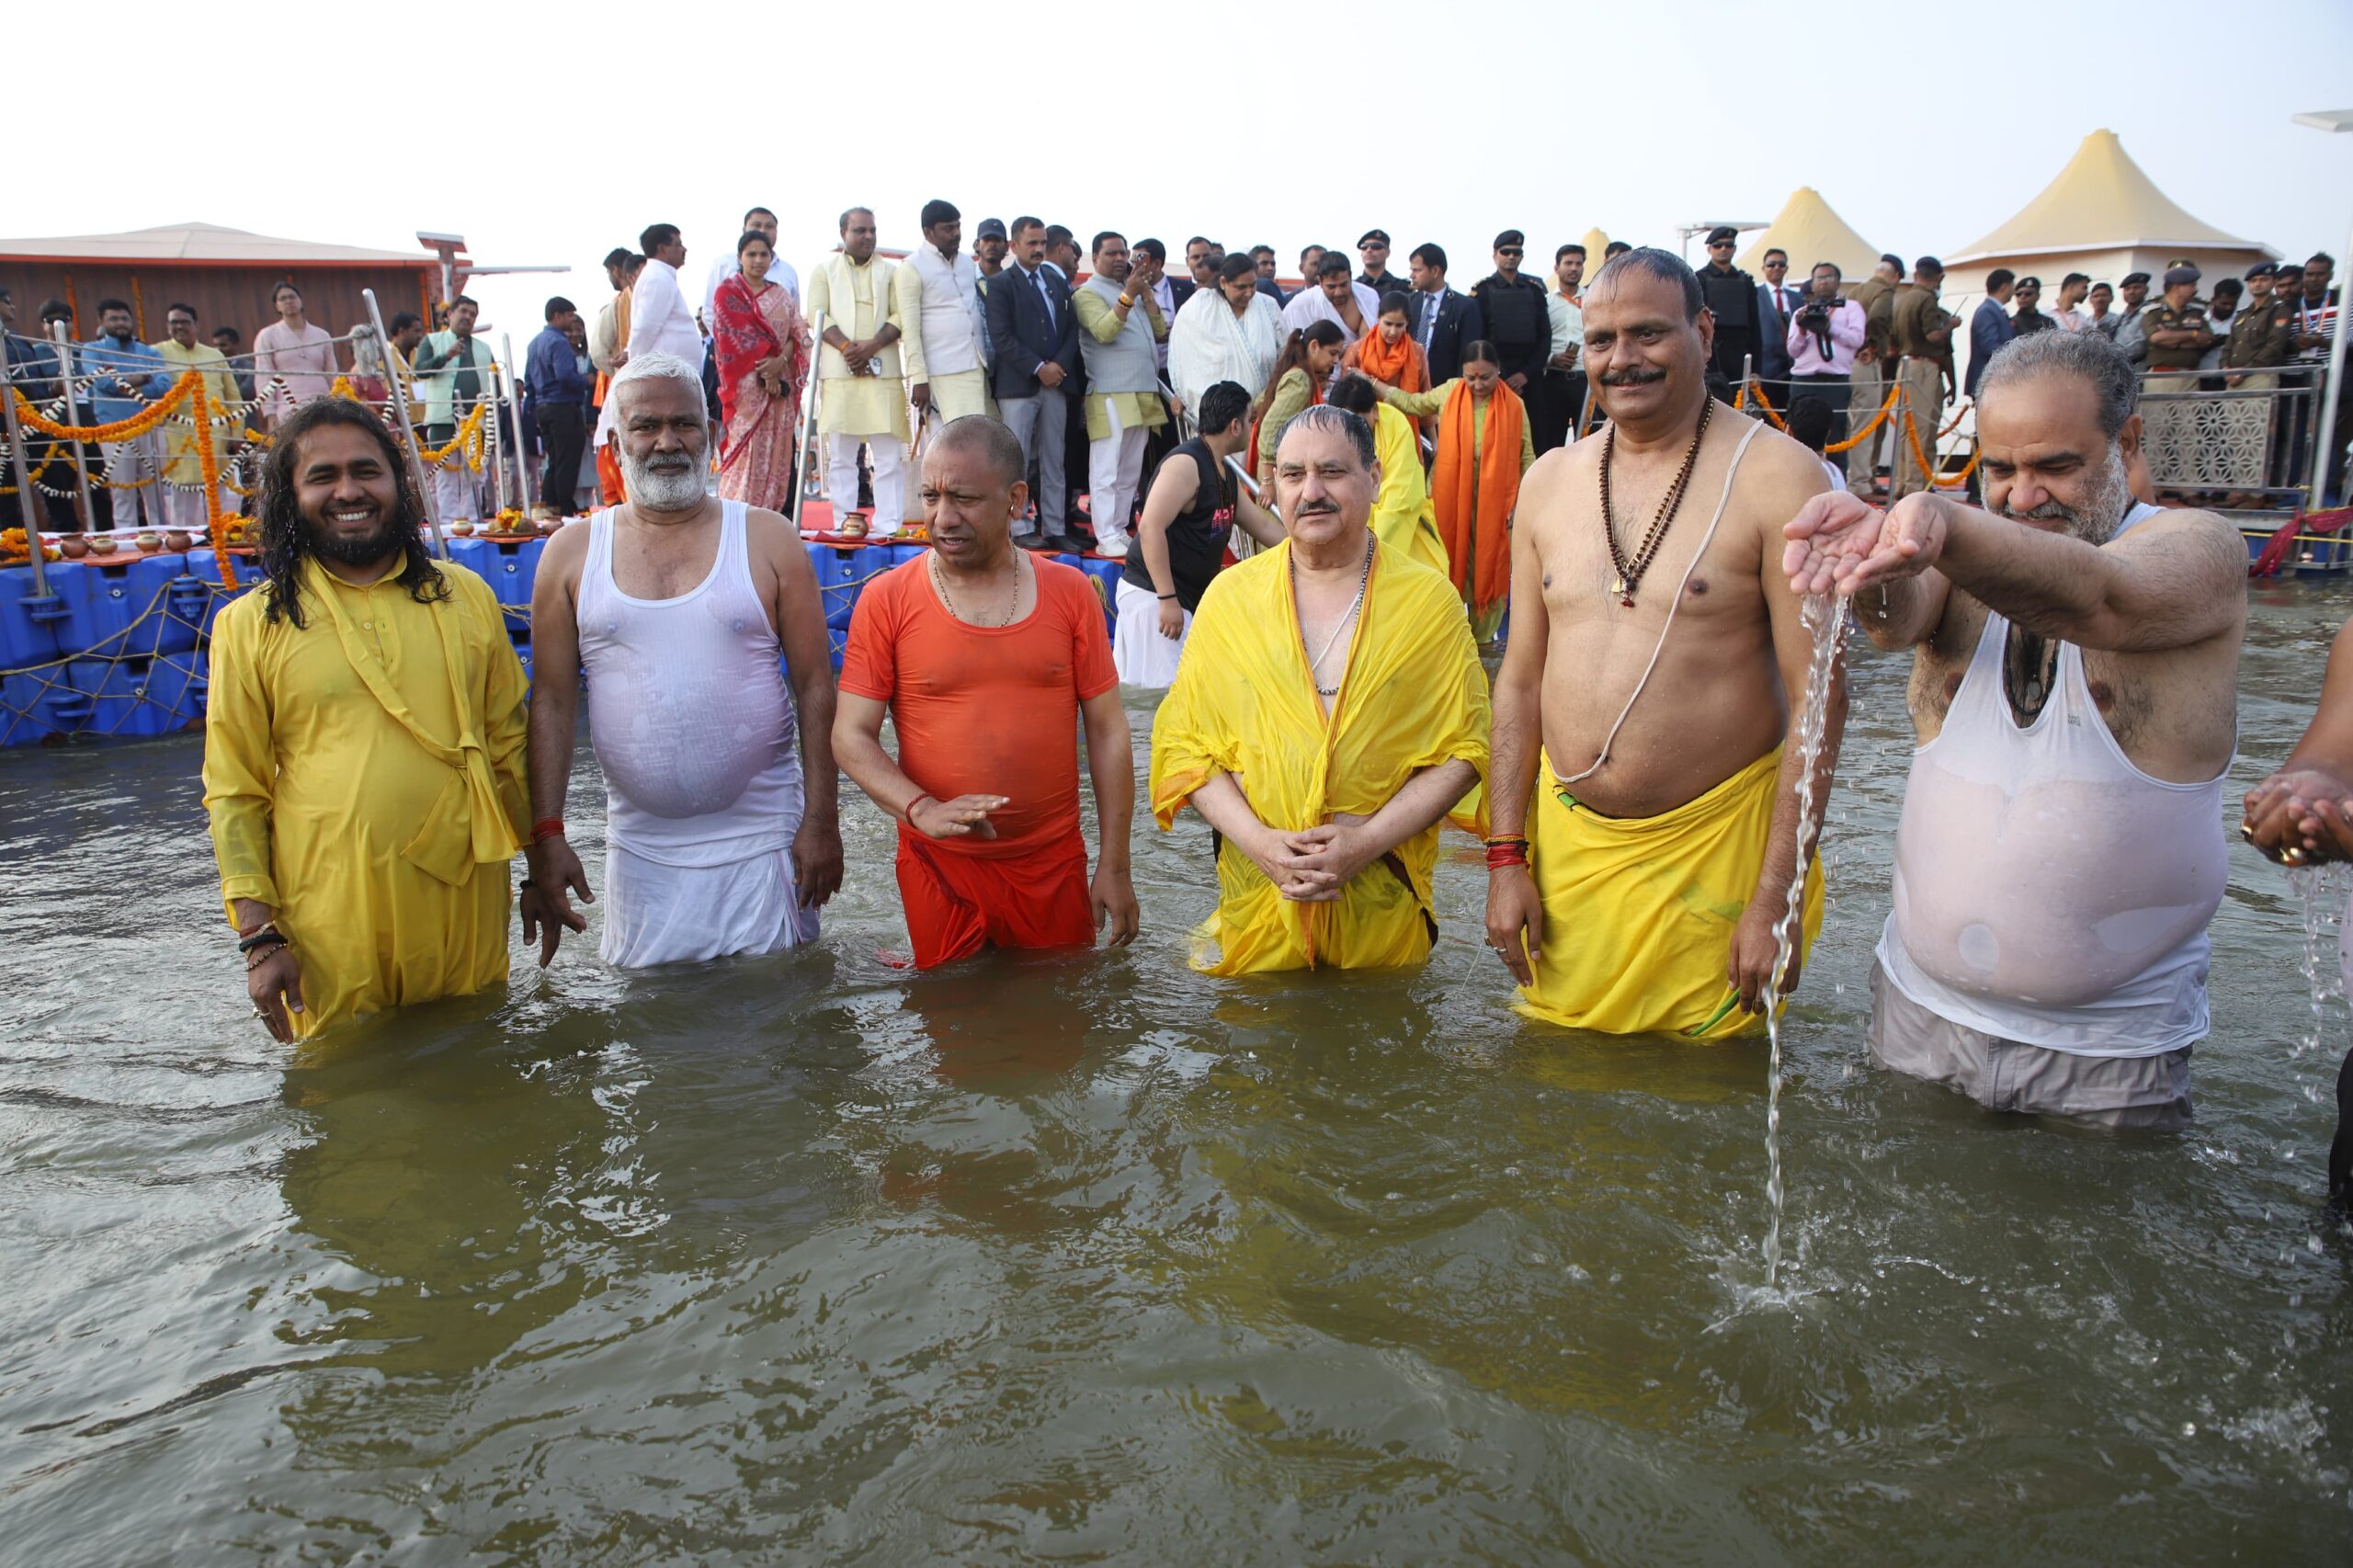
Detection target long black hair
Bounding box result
[256,398,446,628]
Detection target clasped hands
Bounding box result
[1241,812,1379,902]
[2243,767,2353,869]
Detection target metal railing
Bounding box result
[2134,369,2324,509]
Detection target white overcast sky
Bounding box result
[13,0,2352,342]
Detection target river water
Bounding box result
[4,585,2350,1564]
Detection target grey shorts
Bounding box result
[1868,961,2194,1131]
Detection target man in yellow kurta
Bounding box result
[804,206,914,535]
[1151,405,1489,973]
[203,399,529,1040]
[153,302,243,534]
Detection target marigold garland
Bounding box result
[10,369,200,443]
[1823,390,1899,455]
[1736,380,1790,431]
[1901,412,1980,490]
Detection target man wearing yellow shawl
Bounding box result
[1328,373,1449,575]
[153,301,242,533]
[1361,342,1534,642]
[1151,404,1489,973]
[203,401,529,1041]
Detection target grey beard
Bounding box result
[1995,448,2132,545]
[620,449,707,510]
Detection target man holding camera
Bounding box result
[1786,262,1866,448]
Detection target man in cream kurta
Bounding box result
[902,199,991,428]
[153,303,244,531]
[804,207,913,535]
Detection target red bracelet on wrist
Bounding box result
[531,817,565,845]
[904,793,936,825]
[1483,835,1530,869]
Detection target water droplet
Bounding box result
[2180,1421,2198,1437]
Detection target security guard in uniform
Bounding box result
[2223,262,2296,389]
[1885,256,1954,499]
[2143,266,2216,390]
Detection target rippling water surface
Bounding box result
[4,585,2351,1564]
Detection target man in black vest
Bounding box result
[1468,230,1550,397]
[1696,224,1762,389]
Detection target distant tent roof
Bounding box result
[1949,131,2271,263]
[0,222,436,267]
[1735,188,1879,279]
[1582,228,1610,260]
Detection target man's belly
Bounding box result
[1891,767,2226,1007]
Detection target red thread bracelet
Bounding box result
[904,793,937,824]
[532,817,565,844]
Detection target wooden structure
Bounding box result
[0,222,440,347]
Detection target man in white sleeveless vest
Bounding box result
[1785,330,2246,1129]
[1068,232,1170,559]
[904,199,991,430]
[520,352,844,969]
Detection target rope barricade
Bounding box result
[1901,411,1980,490]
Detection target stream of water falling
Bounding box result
[1761,592,1850,1288]
[2287,863,2349,1093]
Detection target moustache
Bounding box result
[1601,367,1665,387]
[1295,501,1340,517]
[2000,500,2073,523]
[644,454,694,471]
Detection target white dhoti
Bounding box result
[1113,575,1189,688]
[599,842,819,967]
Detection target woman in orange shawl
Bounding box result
[1344,291,1433,442]
[710,230,809,511]
[1360,340,1532,642]
[1342,292,1429,396]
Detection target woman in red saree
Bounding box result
[711,231,809,511]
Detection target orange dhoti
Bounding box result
[895,831,1095,970]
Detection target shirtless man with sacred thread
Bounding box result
[1485,248,1845,1037]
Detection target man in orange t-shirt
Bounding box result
[835,415,1141,968]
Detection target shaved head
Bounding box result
[932,415,1025,489]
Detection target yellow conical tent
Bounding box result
[1947,129,2274,288]
[1735,189,1880,280]
[1582,228,1609,260]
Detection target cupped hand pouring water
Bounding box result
[1781,490,1954,597]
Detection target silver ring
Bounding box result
[2284,846,2308,865]
[251,1005,268,1020]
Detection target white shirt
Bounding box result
[904,245,985,380]
[703,250,800,328]
[629,258,704,366]
[1547,293,1585,359]
[1280,281,1381,339]
[597,257,705,445]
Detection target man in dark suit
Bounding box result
[1966,268,2018,402]
[985,215,1081,545]
[1404,242,1484,386]
[1756,246,1803,408]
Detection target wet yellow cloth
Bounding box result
[1368,402,1449,576]
[1151,536,1489,973]
[1518,746,1823,1038]
[203,559,529,1037]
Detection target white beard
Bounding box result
[620,448,707,510]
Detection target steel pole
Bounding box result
[49,323,98,533]
[2310,217,2353,509]
[0,344,51,595]
[361,289,448,558]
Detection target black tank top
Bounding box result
[1122,437,1234,612]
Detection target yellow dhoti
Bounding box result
[1518,746,1823,1039]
